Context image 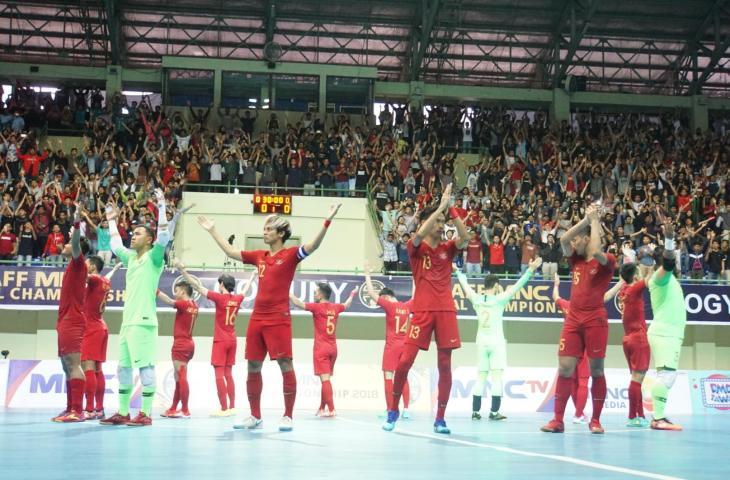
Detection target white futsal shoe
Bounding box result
[279,416,294,432]
[233,415,263,430]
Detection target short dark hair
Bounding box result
[134,225,155,241]
[317,282,333,301]
[619,263,637,283]
[484,274,500,289]
[87,254,104,273]
[379,287,395,297]
[218,274,236,293]
[79,237,91,255]
[175,280,193,297]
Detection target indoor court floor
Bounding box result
[0,409,724,479]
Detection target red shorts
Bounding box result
[406,311,461,351]
[559,320,608,359]
[245,321,293,361]
[382,339,406,371]
[211,339,237,366]
[57,321,85,357]
[313,344,337,376]
[622,331,650,372]
[80,328,109,362]
[172,338,195,363]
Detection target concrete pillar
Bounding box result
[105,65,123,95]
[550,88,571,126]
[408,81,425,109]
[213,69,222,106]
[318,74,327,114]
[690,95,709,132]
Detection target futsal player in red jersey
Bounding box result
[198,205,340,432]
[157,280,199,419]
[384,183,469,434]
[289,283,356,417]
[81,260,121,420]
[176,262,256,417]
[364,264,414,416]
[52,206,90,423]
[604,263,651,427]
[541,205,616,434]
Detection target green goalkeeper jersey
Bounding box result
[647,268,686,340]
[456,269,533,345]
[113,243,166,327]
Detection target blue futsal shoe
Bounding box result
[382,410,399,432]
[433,419,451,434]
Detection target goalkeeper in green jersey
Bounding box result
[100,189,170,427]
[455,256,543,421]
[645,211,686,431]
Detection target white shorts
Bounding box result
[476,340,507,371]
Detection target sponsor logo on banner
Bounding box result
[691,373,730,412]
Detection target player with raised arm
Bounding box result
[364,264,414,417]
[100,189,169,427]
[176,262,257,417]
[645,211,686,431]
[52,205,91,423]
[289,283,356,417]
[604,263,650,427]
[81,260,122,420]
[455,256,543,421]
[383,183,468,435]
[198,205,340,432]
[541,205,616,434]
[156,280,198,419]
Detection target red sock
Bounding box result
[628,380,642,419]
[214,366,228,410]
[179,365,190,411]
[65,380,71,412]
[591,375,607,422]
[282,370,297,418]
[247,372,263,419]
[383,376,393,410]
[70,378,85,413]
[95,369,105,411]
[635,381,645,418]
[574,378,589,417]
[224,366,235,409]
[554,375,573,422]
[171,382,180,410]
[322,379,334,411]
[435,349,452,421]
[402,379,411,409]
[392,344,419,411]
[84,370,96,412]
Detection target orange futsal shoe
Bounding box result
[540,419,565,433]
[160,408,180,418]
[127,412,153,427]
[51,410,69,422]
[650,418,683,431]
[180,410,191,419]
[588,419,605,434]
[57,411,85,423]
[99,412,131,425]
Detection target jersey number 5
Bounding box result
[326,314,335,335]
[572,270,580,285]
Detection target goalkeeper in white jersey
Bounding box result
[455,257,542,420]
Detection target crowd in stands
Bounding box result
[0,82,728,282]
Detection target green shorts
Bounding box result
[648,333,683,370]
[119,325,158,369]
[476,340,507,372]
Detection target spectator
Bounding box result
[381,231,398,272]
[464,230,483,274]
[0,223,17,261]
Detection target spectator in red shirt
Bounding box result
[17,147,49,178]
[464,230,483,274]
[0,223,18,260]
[44,224,65,264]
[487,230,508,275]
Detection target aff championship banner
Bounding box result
[0,265,728,324]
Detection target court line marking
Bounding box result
[337,416,683,480]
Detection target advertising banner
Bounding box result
[687,371,730,414]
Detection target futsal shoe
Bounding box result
[279,416,294,432]
[322,410,337,418]
[433,419,451,435]
[540,419,565,433]
[127,412,152,426]
[180,410,191,419]
[51,410,69,422]
[233,415,263,430]
[489,412,507,421]
[315,408,326,417]
[401,409,411,419]
[210,409,231,417]
[382,410,399,431]
[99,412,131,425]
[572,415,588,424]
[94,410,105,420]
[588,419,605,434]
[83,410,97,421]
[472,412,482,420]
[161,408,180,418]
[650,418,683,431]
[626,417,650,428]
[57,411,85,423]
[226,408,237,417]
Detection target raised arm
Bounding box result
[104,261,123,280]
[552,272,561,302]
[302,204,341,256]
[559,213,589,256]
[156,289,176,306]
[173,259,209,297]
[652,212,676,285]
[499,257,542,301]
[241,270,257,297]
[603,280,624,303]
[364,263,381,303]
[454,267,478,304]
[414,183,452,247]
[587,205,608,265]
[342,289,357,310]
[197,216,242,261]
[153,189,170,247]
[105,202,130,261]
[71,203,83,259]
[289,292,307,310]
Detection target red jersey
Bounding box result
[618,280,647,335]
[59,255,87,325]
[207,290,244,342]
[555,297,570,319]
[465,239,482,263]
[377,297,412,345]
[408,238,459,312]
[241,246,303,322]
[45,232,65,255]
[567,253,616,322]
[305,302,346,348]
[0,232,16,255]
[84,275,110,332]
[489,243,505,265]
[173,299,199,341]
